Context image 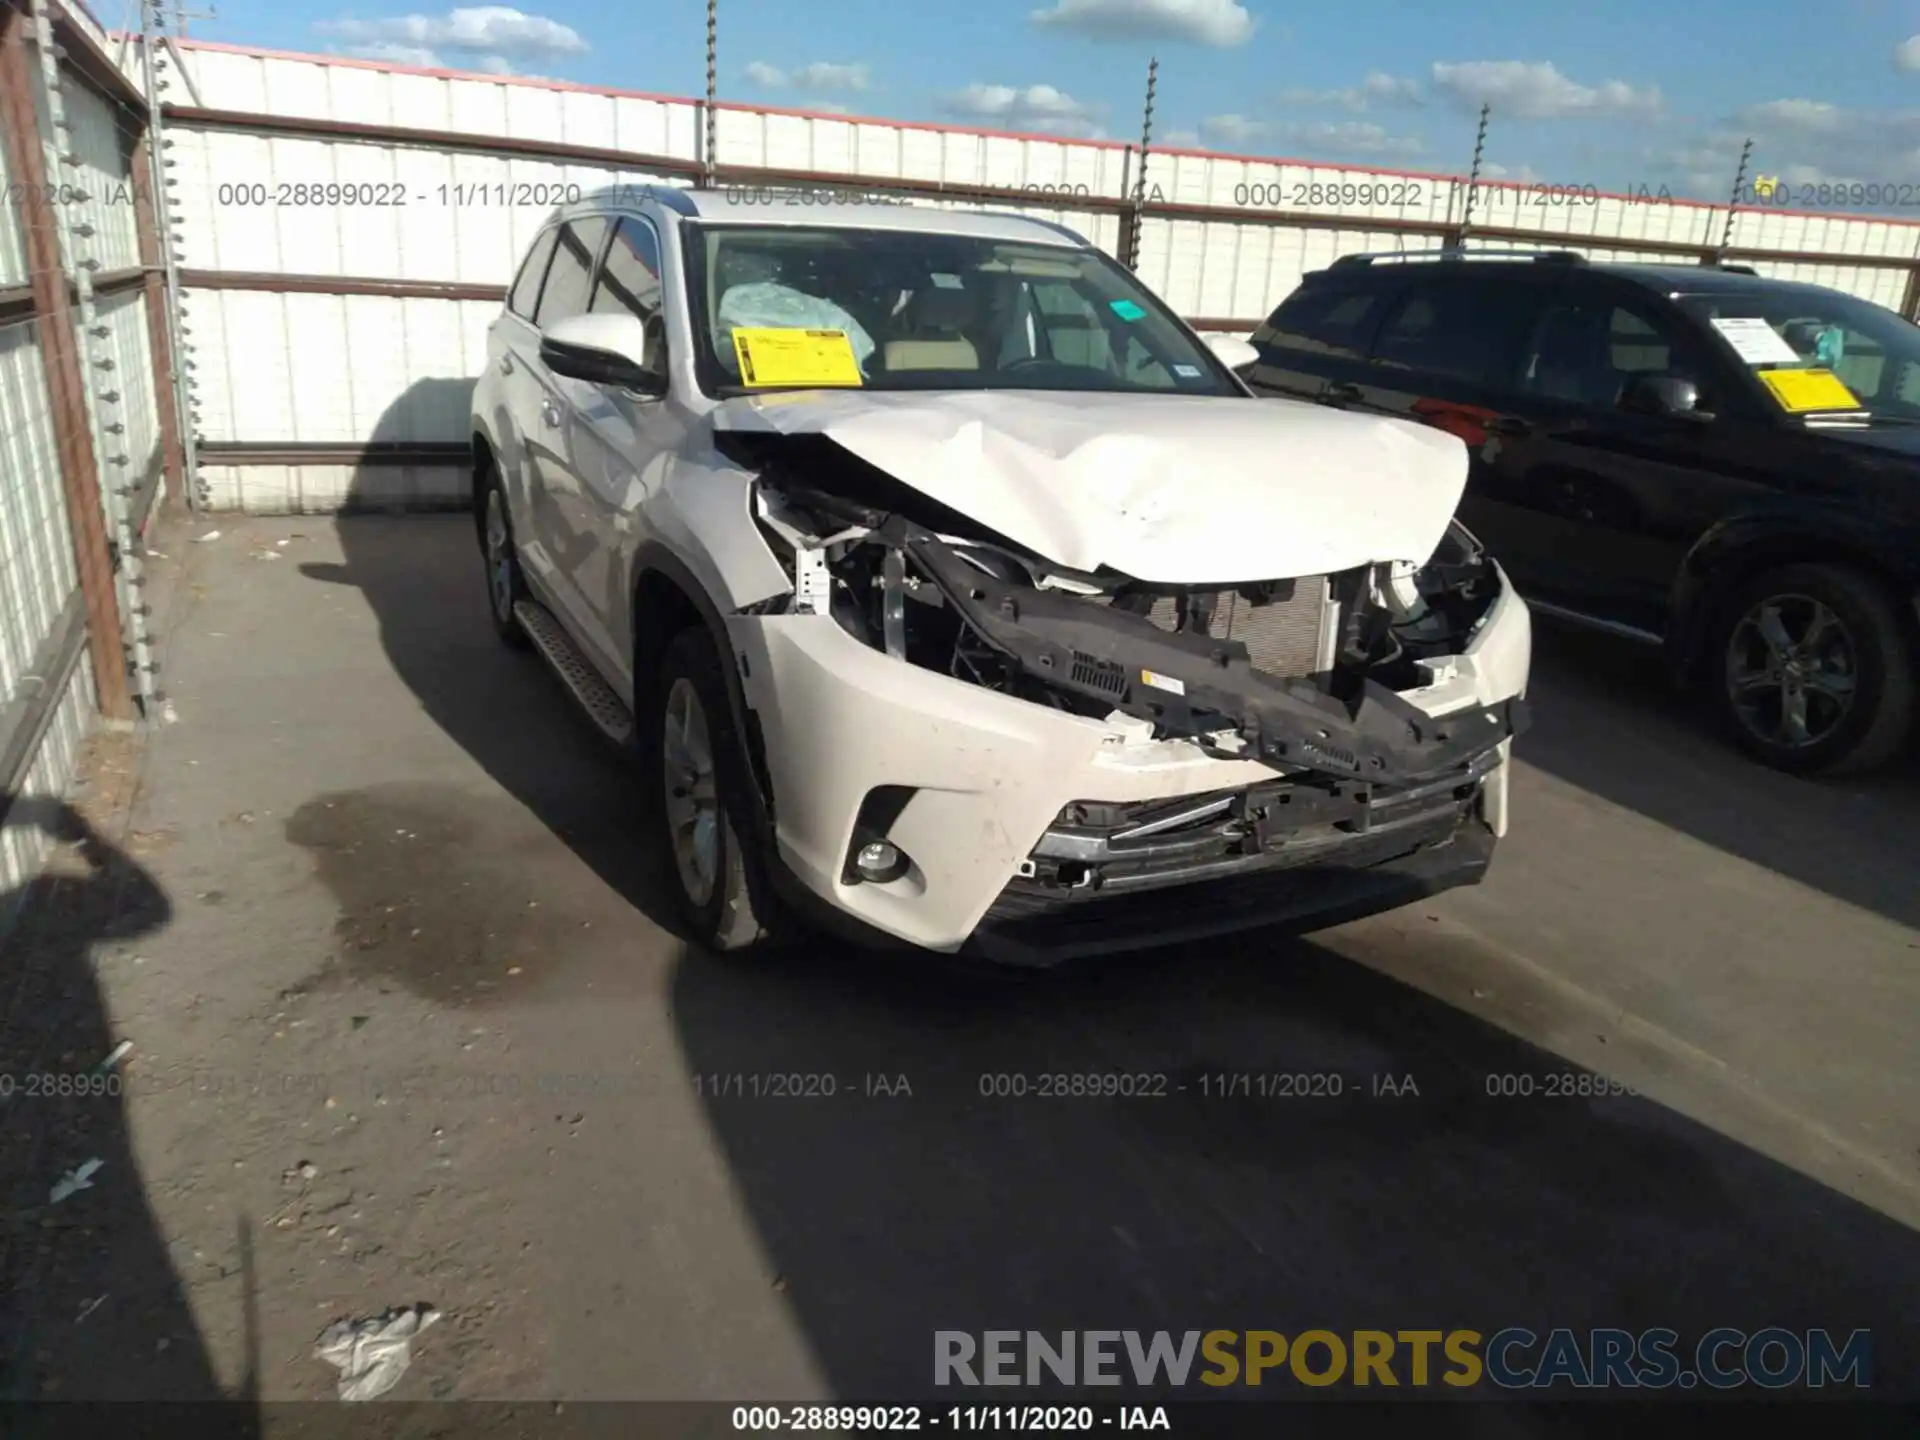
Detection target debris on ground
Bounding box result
[92,1040,133,1075]
[195,530,221,543]
[314,1303,440,1400]
[50,1159,104,1205]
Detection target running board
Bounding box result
[513,599,635,746]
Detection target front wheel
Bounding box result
[480,473,529,648]
[646,626,779,951]
[1708,562,1916,776]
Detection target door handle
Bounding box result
[499,353,515,375]
[1484,415,1532,436]
[540,399,562,428]
[1324,382,1363,405]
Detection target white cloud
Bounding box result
[742,59,870,92]
[1160,127,1202,146]
[804,100,858,116]
[316,7,587,56]
[1197,113,1272,144]
[317,6,584,75]
[1271,119,1425,159]
[795,62,870,91]
[1028,0,1256,47]
[941,82,1106,137]
[1897,35,1920,71]
[1430,60,1662,119]
[1479,162,1543,183]
[1197,114,1424,158]
[1649,99,1920,202]
[1741,98,1842,132]
[1278,71,1422,111]
[344,41,445,67]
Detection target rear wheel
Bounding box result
[647,625,779,951]
[481,473,529,648]
[1708,562,1915,776]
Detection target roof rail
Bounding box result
[1329,247,1589,269]
[1707,261,1759,275]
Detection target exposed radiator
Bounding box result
[1140,577,1335,679]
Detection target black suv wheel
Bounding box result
[1708,562,1916,776]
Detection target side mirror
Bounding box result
[1203,332,1261,371]
[540,312,668,396]
[1620,372,1705,419]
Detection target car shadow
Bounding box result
[1516,617,1920,931]
[666,924,1920,1419]
[295,380,687,945]
[0,792,257,1430]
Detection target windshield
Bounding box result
[681,222,1242,399]
[1675,287,1920,418]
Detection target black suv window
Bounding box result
[590,216,663,323]
[1369,278,1540,386]
[534,216,612,329]
[507,226,561,320]
[1520,297,1706,409]
[1251,285,1381,359]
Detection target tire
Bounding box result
[480,469,531,648]
[646,625,779,951]
[1706,561,1916,776]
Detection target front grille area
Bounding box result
[1012,766,1487,904]
[1130,577,1333,678]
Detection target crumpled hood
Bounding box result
[710,388,1469,583]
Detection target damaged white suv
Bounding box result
[471,185,1532,964]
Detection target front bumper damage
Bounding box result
[726,492,1532,959]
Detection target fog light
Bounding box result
[853,839,908,883]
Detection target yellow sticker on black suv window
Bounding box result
[731,328,863,388]
[1756,367,1862,413]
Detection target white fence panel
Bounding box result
[197,462,467,512]
[182,287,492,443]
[63,78,141,274]
[0,320,78,703]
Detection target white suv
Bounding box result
[471,185,1532,964]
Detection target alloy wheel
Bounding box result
[662,676,720,908]
[1724,593,1859,750]
[485,488,514,623]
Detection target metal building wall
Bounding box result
[153,40,1920,509]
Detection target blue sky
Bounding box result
[155,0,1920,200]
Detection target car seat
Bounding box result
[884,287,979,371]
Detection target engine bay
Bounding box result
[725,430,1528,789]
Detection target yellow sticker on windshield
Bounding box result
[731,328,863,388]
[1756,367,1862,413]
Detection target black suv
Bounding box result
[1241,250,1920,775]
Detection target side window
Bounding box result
[533,216,611,329]
[590,217,663,322]
[1369,279,1539,387]
[1521,297,1707,409]
[507,227,561,320]
[1251,286,1380,359]
[1609,308,1670,373]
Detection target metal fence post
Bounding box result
[0,2,134,721]
[1124,58,1156,271]
[143,3,203,510]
